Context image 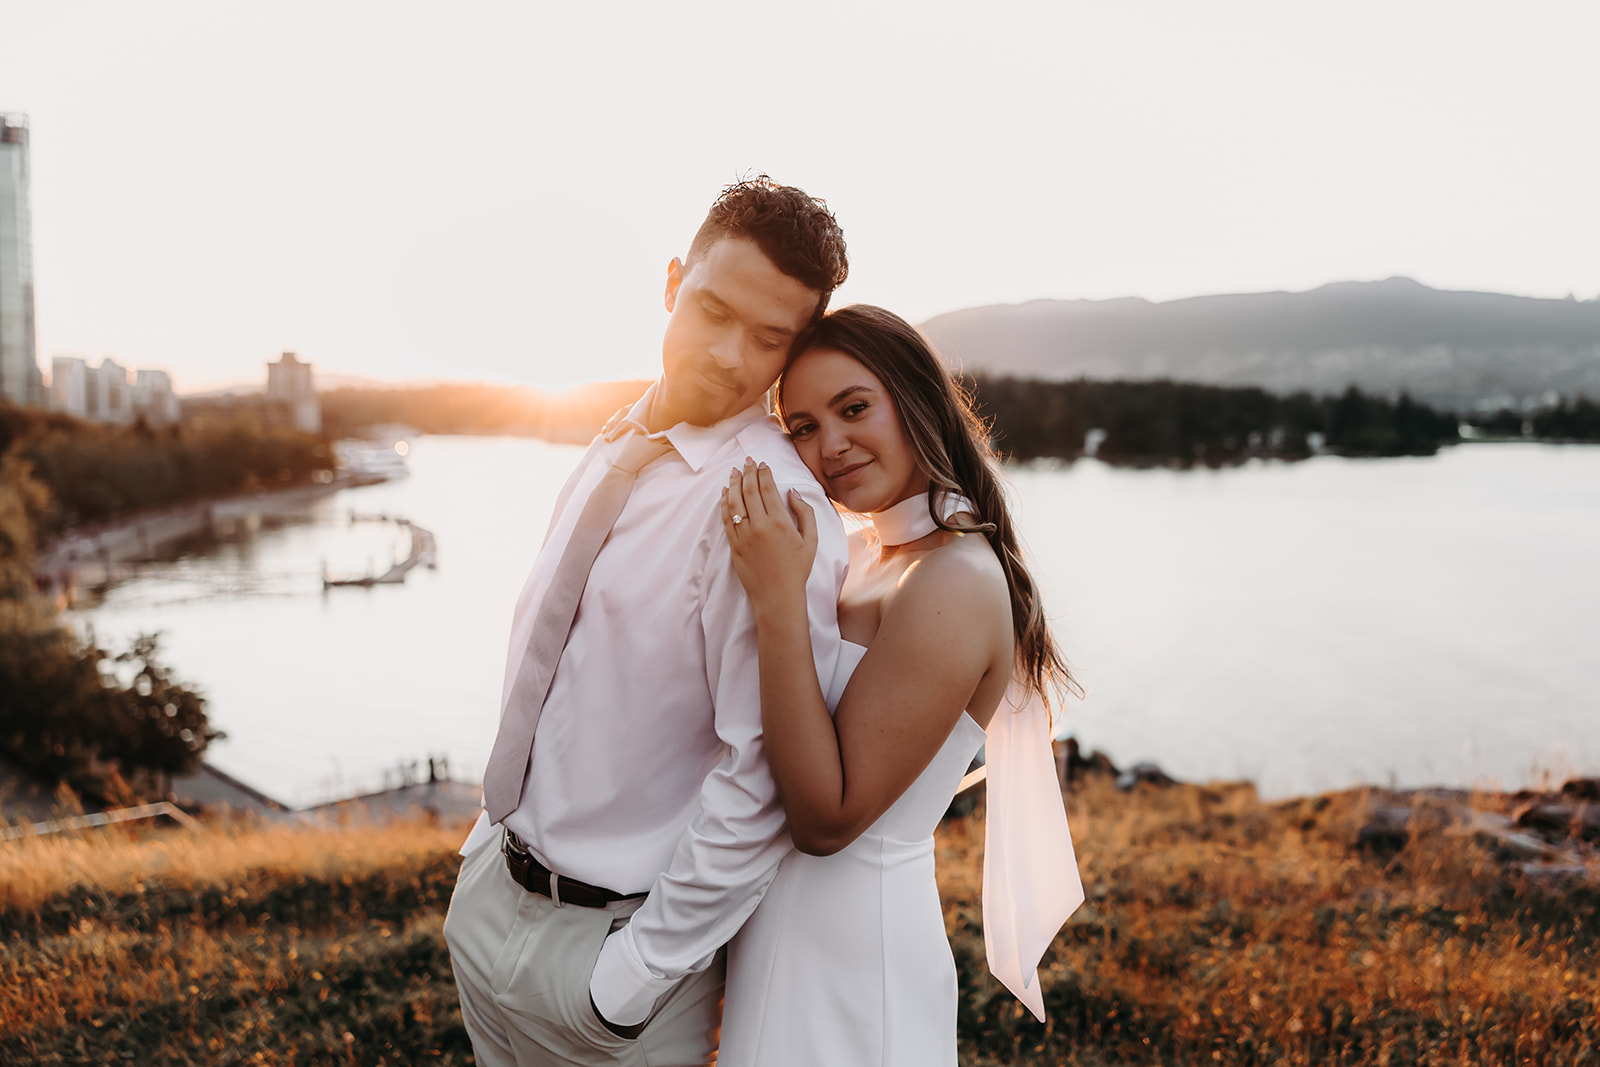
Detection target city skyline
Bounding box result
[3,2,1598,392]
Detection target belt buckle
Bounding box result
[504,829,564,907]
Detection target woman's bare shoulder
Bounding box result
[930,530,1008,588]
[886,534,1010,633]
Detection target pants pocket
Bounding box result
[496,900,638,1058]
[443,833,499,957]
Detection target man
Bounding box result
[444,178,851,1066]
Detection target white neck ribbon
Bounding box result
[869,491,977,547]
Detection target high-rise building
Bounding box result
[88,357,132,423]
[51,356,179,424]
[0,113,40,408]
[50,355,88,417]
[132,368,180,425]
[267,351,321,434]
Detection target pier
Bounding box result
[322,512,438,589]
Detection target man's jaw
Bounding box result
[697,365,744,399]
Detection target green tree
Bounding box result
[103,634,219,777]
[0,447,220,801]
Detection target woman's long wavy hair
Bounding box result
[776,304,1078,709]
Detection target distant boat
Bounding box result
[334,438,411,482]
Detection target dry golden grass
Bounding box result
[2,782,1596,1065]
[0,814,468,915]
[1,814,475,1065]
[937,777,1600,1065]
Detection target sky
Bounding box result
[3,0,1597,392]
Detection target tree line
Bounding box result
[1465,396,1600,442]
[0,405,332,805]
[0,406,332,541]
[965,378,1466,463]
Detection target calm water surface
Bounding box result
[73,438,1600,805]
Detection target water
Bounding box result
[72,438,1600,805]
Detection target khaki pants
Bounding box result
[444,833,723,1067]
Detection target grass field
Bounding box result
[2,778,1596,1065]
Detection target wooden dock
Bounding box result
[322,515,437,589]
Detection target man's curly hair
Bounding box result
[686,175,849,319]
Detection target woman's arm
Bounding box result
[723,460,1009,855]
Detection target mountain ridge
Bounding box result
[918,278,1600,409]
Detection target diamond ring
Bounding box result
[732,514,744,525]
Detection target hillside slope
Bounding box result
[919,278,1600,409]
[4,779,1596,1065]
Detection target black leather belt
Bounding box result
[502,830,646,909]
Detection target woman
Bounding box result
[716,305,1083,1065]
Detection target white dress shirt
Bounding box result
[460,382,848,1027]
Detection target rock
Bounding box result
[1521,862,1592,884]
[1515,802,1600,843]
[1469,811,1573,861]
[1366,804,1413,830]
[1355,823,1408,856]
[1055,738,1119,788]
[1354,805,1411,857]
[1114,762,1177,791]
[1515,802,1570,834]
[1560,778,1600,801]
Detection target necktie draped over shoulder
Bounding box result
[982,685,1086,1022]
[481,430,676,823]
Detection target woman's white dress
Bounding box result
[719,641,986,1067]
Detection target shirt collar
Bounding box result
[608,380,772,473]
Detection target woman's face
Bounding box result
[779,346,927,513]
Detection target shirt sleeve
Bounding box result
[588,473,849,1026]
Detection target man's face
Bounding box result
[653,237,821,429]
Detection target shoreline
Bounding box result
[31,473,385,606]
[10,742,1593,884]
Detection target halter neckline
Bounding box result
[868,491,976,546]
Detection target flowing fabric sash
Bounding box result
[868,490,1085,1020]
[981,685,1085,1021]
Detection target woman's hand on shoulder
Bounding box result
[721,458,817,613]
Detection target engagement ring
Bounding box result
[732,514,744,525]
